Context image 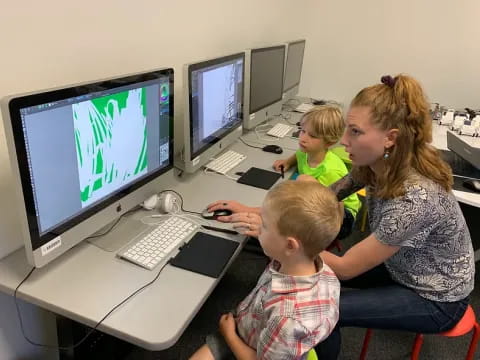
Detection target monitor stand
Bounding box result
[88,211,151,252]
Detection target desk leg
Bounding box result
[56,315,135,359]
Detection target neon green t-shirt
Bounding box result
[296,150,361,218]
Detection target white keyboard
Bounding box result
[118,216,198,270]
[205,150,246,174]
[267,123,293,138]
[294,103,315,113]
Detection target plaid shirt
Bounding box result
[235,258,340,359]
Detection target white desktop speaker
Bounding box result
[141,194,160,210]
[141,193,175,213]
[158,193,175,213]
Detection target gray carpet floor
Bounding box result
[127,220,480,360]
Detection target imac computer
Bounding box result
[243,45,286,130]
[1,68,174,267]
[176,52,245,173]
[283,39,306,102]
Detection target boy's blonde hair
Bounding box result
[263,181,343,259]
[301,105,345,145]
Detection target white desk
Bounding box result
[0,138,294,352]
[431,124,480,207]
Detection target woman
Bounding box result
[209,74,475,358]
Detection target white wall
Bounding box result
[0,0,307,257]
[0,1,307,358]
[300,0,480,110]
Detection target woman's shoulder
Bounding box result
[383,171,455,214]
[403,171,449,199]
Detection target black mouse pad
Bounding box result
[237,167,282,190]
[169,232,239,278]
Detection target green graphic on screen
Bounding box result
[73,88,148,207]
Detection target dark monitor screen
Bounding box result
[6,69,174,252]
[249,46,285,113]
[284,40,306,92]
[189,53,244,160]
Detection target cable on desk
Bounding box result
[239,137,263,149]
[14,260,170,350]
[254,123,280,142]
[85,206,142,241]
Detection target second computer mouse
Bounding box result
[262,145,283,154]
[201,208,233,220]
[463,179,480,193]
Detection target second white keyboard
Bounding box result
[267,123,293,138]
[205,150,246,174]
[118,216,198,270]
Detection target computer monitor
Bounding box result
[243,45,286,130]
[1,68,174,267]
[176,52,245,173]
[283,39,306,102]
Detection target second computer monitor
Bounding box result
[243,45,286,130]
[176,53,245,173]
[283,39,306,102]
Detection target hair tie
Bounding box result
[381,75,396,88]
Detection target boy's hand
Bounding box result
[219,313,236,338]
[273,159,290,172]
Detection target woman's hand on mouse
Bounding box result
[273,159,290,172]
[207,200,257,222]
[231,212,262,237]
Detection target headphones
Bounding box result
[141,192,175,213]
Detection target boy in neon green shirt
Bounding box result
[273,106,361,237]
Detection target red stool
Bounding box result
[359,304,480,360]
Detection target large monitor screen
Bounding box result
[283,40,306,92]
[249,46,285,113]
[189,53,244,160]
[3,69,174,266]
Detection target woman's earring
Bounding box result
[383,148,390,159]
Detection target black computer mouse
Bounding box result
[201,208,233,219]
[262,145,283,154]
[463,179,480,193]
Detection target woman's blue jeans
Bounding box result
[315,264,469,359]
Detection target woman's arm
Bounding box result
[321,233,400,280]
[207,200,260,215]
[329,173,365,201]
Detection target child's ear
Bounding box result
[286,236,301,255]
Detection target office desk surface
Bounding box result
[431,123,480,208]
[0,139,292,351]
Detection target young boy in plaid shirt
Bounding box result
[190,181,342,360]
